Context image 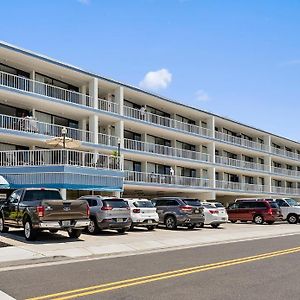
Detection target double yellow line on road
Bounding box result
[27,245,300,300]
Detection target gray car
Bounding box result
[79,196,131,234]
[151,197,205,230]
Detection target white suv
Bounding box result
[199,201,228,228]
[275,198,300,224]
[125,199,159,230]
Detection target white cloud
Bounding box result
[195,89,210,102]
[77,0,90,5]
[139,69,172,90]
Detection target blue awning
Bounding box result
[0,176,9,189]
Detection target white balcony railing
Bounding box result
[125,171,211,188]
[271,166,300,177]
[98,133,119,147]
[215,131,266,151]
[215,156,267,172]
[124,139,211,162]
[0,149,121,170]
[271,147,300,161]
[0,113,94,143]
[123,106,211,138]
[215,180,267,193]
[271,186,300,195]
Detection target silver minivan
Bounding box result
[79,196,131,234]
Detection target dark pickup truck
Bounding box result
[0,188,90,241]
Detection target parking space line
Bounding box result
[26,245,300,300]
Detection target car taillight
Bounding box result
[209,210,219,214]
[86,205,90,217]
[133,209,140,213]
[36,206,45,217]
[180,205,193,212]
[101,206,113,210]
[267,208,273,215]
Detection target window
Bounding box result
[124,160,141,172]
[176,141,196,151]
[133,201,154,208]
[176,115,196,125]
[276,199,289,207]
[0,63,30,78]
[23,190,62,201]
[165,200,179,206]
[148,135,171,146]
[86,199,98,207]
[124,130,141,141]
[102,199,128,208]
[8,190,22,204]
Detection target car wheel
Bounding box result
[87,219,99,234]
[68,229,82,239]
[266,221,275,225]
[165,216,177,230]
[287,214,298,224]
[211,223,220,229]
[187,224,196,230]
[253,215,264,225]
[147,226,155,231]
[230,220,237,223]
[198,222,204,228]
[129,223,135,230]
[117,228,126,234]
[49,229,59,234]
[0,215,8,233]
[24,220,38,241]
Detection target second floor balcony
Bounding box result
[271,147,300,161]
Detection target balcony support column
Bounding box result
[266,176,272,193]
[263,135,271,152]
[30,71,35,92]
[79,118,88,142]
[114,86,124,115]
[207,116,215,138]
[207,142,215,164]
[208,167,216,189]
[60,188,67,200]
[264,155,272,173]
[80,85,87,106]
[115,120,124,170]
[89,115,98,144]
[89,78,98,109]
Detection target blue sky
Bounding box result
[1,0,300,140]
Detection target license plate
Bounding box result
[117,218,123,222]
[62,220,71,227]
[147,220,152,223]
[195,209,199,214]
[222,217,226,220]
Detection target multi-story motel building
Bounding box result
[0,41,300,203]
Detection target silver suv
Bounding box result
[151,197,205,230]
[79,196,131,234]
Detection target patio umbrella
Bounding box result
[0,176,9,189]
[45,137,81,149]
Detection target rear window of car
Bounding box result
[23,190,62,201]
[102,199,128,208]
[213,202,224,208]
[269,202,279,208]
[133,201,154,208]
[183,199,201,206]
[86,199,98,207]
[202,203,214,208]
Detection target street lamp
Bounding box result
[61,127,67,149]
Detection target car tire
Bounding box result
[68,229,82,239]
[49,229,59,234]
[287,214,298,224]
[147,226,155,231]
[24,219,38,241]
[117,228,126,234]
[0,215,9,233]
[230,220,237,223]
[253,215,264,225]
[165,216,177,230]
[266,221,275,225]
[87,218,99,234]
[130,223,135,230]
[187,224,196,230]
[198,222,204,228]
[211,223,220,229]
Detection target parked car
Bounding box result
[275,198,300,224]
[151,197,205,230]
[227,199,282,224]
[79,196,131,234]
[0,188,90,241]
[124,198,159,230]
[199,201,228,228]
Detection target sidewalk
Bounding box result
[1,223,300,267]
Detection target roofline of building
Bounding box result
[1,40,299,146]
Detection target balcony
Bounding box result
[125,171,211,189]
[124,139,211,162]
[0,113,93,143]
[123,106,211,138]
[215,180,267,193]
[271,147,300,161]
[271,166,300,178]
[215,156,268,172]
[215,132,266,152]
[0,149,123,190]
[98,133,119,147]
[271,186,300,196]
[0,71,118,114]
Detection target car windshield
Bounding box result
[23,190,62,201]
[133,201,154,208]
[269,202,279,208]
[102,199,128,208]
[183,199,201,206]
[285,198,300,206]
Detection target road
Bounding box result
[1,234,300,300]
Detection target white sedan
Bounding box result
[125,199,159,230]
[200,201,228,228]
